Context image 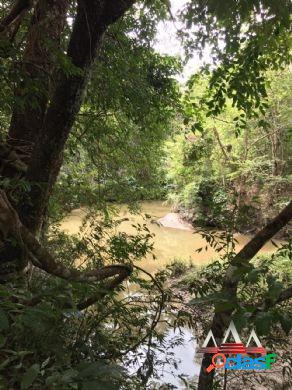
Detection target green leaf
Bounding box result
[279,313,292,335]
[255,312,273,335]
[266,276,283,302]
[191,122,204,133]
[257,119,270,129]
[0,334,7,348]
[82,381,118,390]
[0,375,8,389]
[61,368,78,383]
[21,364,40,389]
[215,301,237,313]
[161,0,171,9]
[233,311,248,331]
[0,309,9,331]
[245,268,261,283]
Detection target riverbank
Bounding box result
[174,203,291,239]
[60,201,282,276]
[58,201,290,389]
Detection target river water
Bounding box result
[60,201,281,388]
[60,200,279,274]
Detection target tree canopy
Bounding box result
[0,0,291,389]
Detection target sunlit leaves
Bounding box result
[180,0,291,126]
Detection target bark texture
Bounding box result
[0,0,34,33]
[0,0,136,291]
[9,0,69,152]
[0,190,132,305]
[21,0,135,232]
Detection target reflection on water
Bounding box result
[155,328,200,388]
[126,327,200,389]
[60,200,280,275]
[60,201,282,389]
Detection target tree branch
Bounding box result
[22,0,136,232]
[250,286,292,318]
[0,0,35,33]
[231,201,292,268]
[198,201,292,390]
[8,0,69,152]
[277,286,292,304]
[0,190,132,295]
[212,127,229,161]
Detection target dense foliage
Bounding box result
[53,33,181,215]
[166,70,291,232]
[0,0,291,389]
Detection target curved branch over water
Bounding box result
[0,190,132,298]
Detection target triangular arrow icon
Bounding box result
[201,329,218,348]
[222,321,242,343]
[246,329,263,348]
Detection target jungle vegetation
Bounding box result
[0,0,291,389]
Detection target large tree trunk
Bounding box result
[0,190,132,304]
[20,0,135,233]
[0,0,34,33]
[8,0,69,154]
[0,0,136,277]
[0,0,69,272]
[198,201,292,390]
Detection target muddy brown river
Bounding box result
[60,200,282,387]
[60,200,280,274]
